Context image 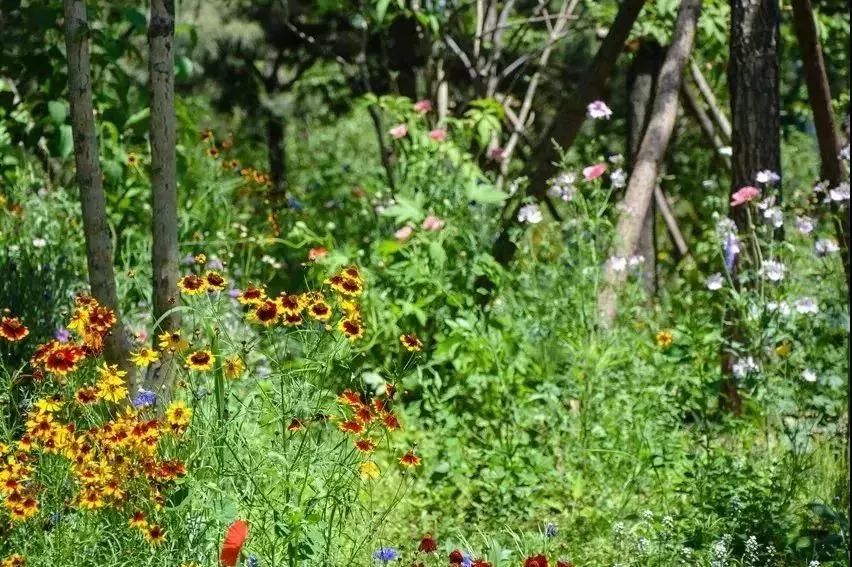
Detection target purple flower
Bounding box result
[373,547,399,563]
[132,389,157,409]
[181,254,195,265]
[55,328,71,343]
[227,287,241,299]
[587,100,613,120]
[545,522,558,538]
[723,232,740,272]
[206,256,224,270]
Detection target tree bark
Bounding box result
[790,0,849,289]
[490,0,646,268]
[597,0,703,328]
[628,41,664,296]
[721,0,781,414]
[63,0,135,384]
[147,0,180,396]
[267,116,287,198]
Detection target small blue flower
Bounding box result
[131,388,157,409]
[723,231,740,272]
[245,555,260,567]
[55,328,71,343]
[461,552,473,567]
[545,522,558,538]
[373,547,399,563]
[287,196,303,210]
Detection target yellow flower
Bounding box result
[130,347,160,367]
[177,274,208,295]
[165,400,193,428]
[194,253,207,265]
[96,375,128,404]
[775,341,792,358]
[223,356,245,379]
[34,395,63,413]
[358,460,380,480]
[144,524,166,545]
[185,350,215,371]
[339,317,365,341]
[1,554,26,567]
[399,333,423,352]
[158,330,189,352]
[655,330,673,349]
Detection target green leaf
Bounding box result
[47,100,67,125]
[376,0,391,23]
[429,240,446,268]
[380,194,424,223]
[124,107,150,129]
[57,124,73,158]
[466,183,508,204]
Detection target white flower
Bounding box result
[813,180,829,194]
[608,153,624,165]
[508,179,521,196]
[610,168,627,189]
[795,216,815,234]
[829,182,850,202]
[815,238,839,255]
[32,238,47,248]
[586,100,613,120]
[627,254,645,268]
[548,172,575,202]
[794,296,819,314]
[608,256,628,273]
[763,206,784,228]
[840,144,850,161]
[757,196,775,210]
[517,203,543,224]
[755,170,780,185]
[716,217,737,239]
[761,260,786,282]
[702,179,715,188]
[767,301,791,316]
[732,356,759,378]
[718,146,733,156]
[802,369,818,383]
[706,273,724,290]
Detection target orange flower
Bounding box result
[220,520,249,567]
[287,418,303,432]
[338,419,364,435]
[399,450,422,468]
[337,390,362,407]
[354,438,376,453]
[308,247,328,261]
[383,413,400,431]
[43,343,86,375]
[0,316,29,341]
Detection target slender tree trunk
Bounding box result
[790,0,849,289]
[721,0,781,414]
[690,61,732,141]
[147,0,179,396]
[597,0,703,327]
[490,0,646,268]
[628,41,664,296]
[267,116,287,198]
[681,81,732,169]
[63,0,135,384]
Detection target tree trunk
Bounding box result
[63,0,135,384]
[790,0,849,289]
[721,0,781,414]
[490,0,646,268]
[267,115,287,198]
[147,0,180,397]
[628,41,664,296]
[597,0,703,328]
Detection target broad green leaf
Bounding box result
[47,100,67,125]
[57,124,73,158]
[466,183,508,204]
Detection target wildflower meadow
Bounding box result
[0,1,850,566]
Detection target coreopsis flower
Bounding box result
[582,163,607,181]
[359,460,380,480]
[307,300,332,321]
[34,395,63,413]
[354,438,376,453]
[129,511,148,529]
[287,418,303,432]
[75,386,98,405]
[339,318,365,341]
[165,400,193,431]
[237,284,266,305]
[145,524,166,545]
[587,100,612,119]
[383,412,401,431]
[278,293,303,315]
[400,333,423,352]
[449,550,464,565]
[706,273,724,290]
[249,300,281,326]
[524,556,548,567]
[219,520,248,567]
[337,389,363,406]
[655,330,673,349]
[282,312,304,326]
[42,343,86,375]
[158,330,189,352]
[130,347,159,367]
[223,356,245,379]
[1,554,26,567]
[96,364,128,403]
[419,534,438,553]
[388,124,408,139]
[517,204,542,224]
[338,420,364,435]
[399,450,421,468]
[185,350,215,371]
[204,271,227,292]
[730,186,760,206]
[178,274,208,295]
[0,316,29,341]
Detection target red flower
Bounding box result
[0,316,29,341]
[557,561,574,567]
[525,555,548,567]
[473,560,493,567]
[449,549,464,564]
[220,519,249,566]
[418,533,438,553]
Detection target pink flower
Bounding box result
[428,128,447,142]
[422,215,444,231]
[730,186,761,207]
[389,124,408,139]
[394,225,414,242]
[413,99,432,113]
[308,246,328,261]
[582,163,607,181]
[587,100,613,120]
[488,147,506,162]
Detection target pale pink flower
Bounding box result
[730,186,761,207]
[413,99,432,113]
[488,147,506,162]
[587,100,613,120]
[394,225,414,242]
[422,215,444,231]
[389,124,408,139]
[582,163,607,181]
[428,128,447,142]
